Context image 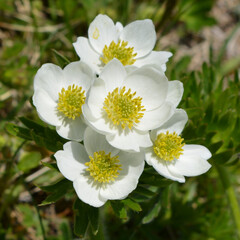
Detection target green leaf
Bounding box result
[209,141,224,154]
[6,120,65,152]
[142,196,162,224]
[73,199,89,238]
[88,207,99,235]
[39,178,70,192]
[213,150,234,165]
[52,49,70,68]
[121,198,142,212]
[41,162,59,171]
[139,172,172,187]
[132,186,156,198]
[226,153,240,166]
[110,201,128,219]
[5,123,32,140]
[18,152,41,173]
[39,179,72,205]
[60,221,73,240]
[19,116,45,133]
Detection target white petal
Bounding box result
[54,141,88,181]
[124,66,168,110]
[120,19,156,58]
[100,151,144,199]
[183,145,212,159]
[116,22,123,33]
[161,64,167,72]
[118,151,145,177]
[173,145,212,177]
[106,128,152,152]
[134,51,172,72]
[88,14,118,54]
[99,59,126,93]
[135,102,174,131]
[87,78,106,119]
[84,127,120,157]
[151,109,188,139]
[166,80,183,108]
[145,148,185,182]
[166,164,186,183]
[34,63,64,101]
[56,116,86,141]
[100,176,138,200]
[63,61,94,92]
[33,89,61,126]
[73,37,101,74]
[82,104,117,135]
[73,177,107,207]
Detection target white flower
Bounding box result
[82,59,183,152]
[144,109,212,183]
[33,61,94,141]
[73,14,172,74]
[54,127,144,207]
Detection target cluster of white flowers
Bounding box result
[33,14,212,207]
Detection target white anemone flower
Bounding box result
[82,59,183,152]
[73,14,172,74]
[144,109,212,183]
[54,127,145,207]
[33,61,94,141]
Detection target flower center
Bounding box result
[57,84,85,120]
[100,40,137,66]
[85,151,122,183]
[103,86,145,129]
[154,131,185,161]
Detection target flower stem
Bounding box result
[215,164,240,239]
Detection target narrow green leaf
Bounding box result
[110,201,128,219]
[132,186,156,198]
[209,141,224,154]
[60,221,73,240]
[122,199,142,212]
[52,49,70,68]
[214,150,234,165]
[73,199,89,238]
[5,123,32,140]
[140,172,172,187]
[142,197,162,224]
[19,117,45,133]
[39,179,72,206]
[41,162,59,171]
[88,207,99,235]
[6,122,64,152]
[39,178,71,192]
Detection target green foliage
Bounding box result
[73,199,100,238]
[18,152,41,173]
[38,178,73,206]
[6,117,66,152]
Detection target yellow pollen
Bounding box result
[154,131,185,161]
[57,84,85,120]
[103,86,145,129]
[100,40,137,66]
[85,151,122,183]
[93,28,100,39]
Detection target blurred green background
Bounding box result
[0,0,240,239]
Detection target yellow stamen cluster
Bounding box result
[85,151,122,183]
[58,84,85,120]
[100,40,137,66]
[154,131,185,161]
[103,86,145,129]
